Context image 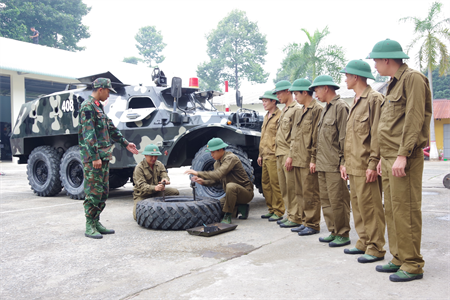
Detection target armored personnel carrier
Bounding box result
[10,70,263,200]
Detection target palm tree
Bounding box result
[275,26,346,83]
[400,1,450,160]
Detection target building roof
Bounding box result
[434,99,450,119]
[0,37,154,85]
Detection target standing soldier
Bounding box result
[368,39,431,282]
[311,75,351,247]
[287,79,322,236]
[257,91,284,222]
[339,60,386,263]
[79,78,138,239]
[273,80,302,228]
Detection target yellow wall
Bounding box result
[435,118,450,150]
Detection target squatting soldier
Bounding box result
[257,90,284,222]
[368,39,431,282]
[311,75,351,247]
[273,80,302,228]
[79,78,138,239]
[185,138,254,224]
[339,60,386,263]
[132,144,180,220]
[287,79,322,236]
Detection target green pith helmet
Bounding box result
[289,78,312,92]
[206,138,228,152]
[366,39,409,59]
[340,60,375,80]
[142,144,162,156]
[309,75,340,91]
[272,80,291,94]
[259,90,279,102]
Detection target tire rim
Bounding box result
[34,160,48,184]
[67,160,83,188]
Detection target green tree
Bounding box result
[0,0,91,51]
[424,68,450,98]
[275,26,346,83]
[197,9,269,91]
[135,26,166,68]
[123,56,142,65]
[400,1,450,159]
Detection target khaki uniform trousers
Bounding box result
[349,175,386,257]
[382,155,425,274]
[294,167,321,230]
[277,155,298,223]
[262,159,284,217]
[220,182,254,213]
[133,187,180,220]
[318,171,351,237]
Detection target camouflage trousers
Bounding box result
[83,160,109,219]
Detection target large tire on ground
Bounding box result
[191,144,254,199]
[109,170,130,189]
[27,146,63,197]
[60,146,85,200]
[136,196,222,230]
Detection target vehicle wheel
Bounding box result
[27,146,63,197]
[191,144,254,199]
[109,170,129,189]
[444,173,450,189]
[60,146,85,200]
[136,196,222,230]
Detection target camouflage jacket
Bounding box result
[78,96,129,163]
[197,151,253,193]
[133,159,169,199]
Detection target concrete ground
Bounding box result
[0,161,449,300]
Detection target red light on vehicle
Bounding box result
[189,77,199,88]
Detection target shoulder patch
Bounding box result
[85,110,92,120]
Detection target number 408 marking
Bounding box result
[61,99,74,112]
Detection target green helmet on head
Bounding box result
[142,144,162,156]
[206,138,228,152]
[259,90,279,102]
[272,80,291,94]
[340,60,375,80]
[309,75,340,91]
[289,78,312,92]
[366,39,409,59]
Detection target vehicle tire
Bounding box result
[60,146,85,200]
[136,196,222,230]
[27,146,63,197]
[109,170,129,189]
[191,144,254,199]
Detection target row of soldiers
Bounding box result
[257,38,431,283]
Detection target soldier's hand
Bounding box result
[257,157,262,167]
[93,159,102,169]
[366,169,377,183]
[285,157,293,172]
[340,165,348,180]
[392,155,407,177]
[184,169,198,176]
[310,163,316,174]
[191,176,204,185]
[126,143,139,154]
[161,179,170,185]
[377,159,382,176]
[155,184,165,192]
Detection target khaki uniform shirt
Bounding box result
[379,63,432,158]
[289,99,323,168]
[259,107,281,161]
[133,159,170,199]
[316,95,349,173]
[344,86,383,177]
[197,151,253,192]
[275,101,302,157]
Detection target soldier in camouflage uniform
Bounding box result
[185,138,254,224]
[132,144,179,220]
[79,78,138,239]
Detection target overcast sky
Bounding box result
[79,0,441,94]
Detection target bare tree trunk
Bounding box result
[428,65,439,160]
